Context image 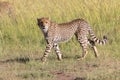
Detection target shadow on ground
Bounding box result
[0,57,42,64]
[0,55,79,64]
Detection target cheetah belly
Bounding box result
[53,27,76,43]
[53,34,74,43]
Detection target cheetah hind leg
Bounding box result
[88,39,98,58]
[77,37,88,60]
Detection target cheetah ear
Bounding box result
[48,17,51,20]
[37,18,39,22]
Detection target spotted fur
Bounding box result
[37,17,107,62]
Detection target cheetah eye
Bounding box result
[39,21,43,24]
[45,21,48,24]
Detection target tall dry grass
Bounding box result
[0,0,120,58]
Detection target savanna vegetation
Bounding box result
[0,0,120,80]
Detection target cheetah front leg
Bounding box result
[53,43,62,61]
[41,43,53,62]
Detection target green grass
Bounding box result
[0,0,120,80]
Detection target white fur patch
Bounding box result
[42,26,48,33]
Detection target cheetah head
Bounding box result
[37,17,50,33]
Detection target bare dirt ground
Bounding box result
[0,56,119,80]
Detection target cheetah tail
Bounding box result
[89,30,107,45]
